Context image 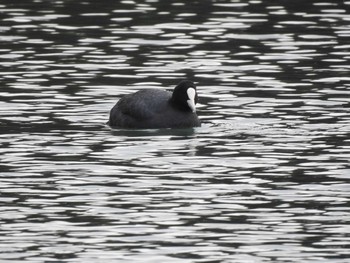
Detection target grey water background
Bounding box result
[1,0,350,262]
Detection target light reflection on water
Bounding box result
[1,0,350,262]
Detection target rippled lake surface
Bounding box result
[1,0,350,262]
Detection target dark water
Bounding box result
[1,0,350,262]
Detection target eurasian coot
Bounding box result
[108,80,201,129]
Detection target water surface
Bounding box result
[0,0,350,262]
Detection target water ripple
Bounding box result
[0,0,350,262]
